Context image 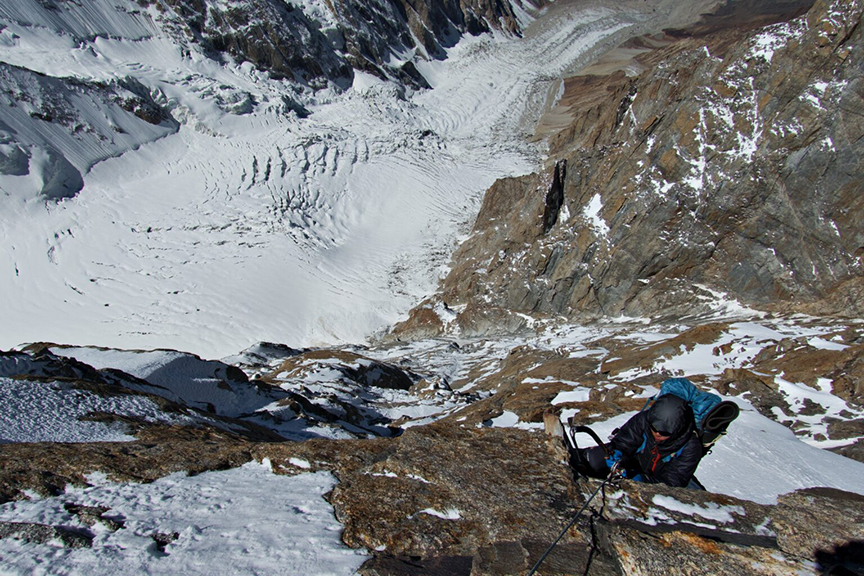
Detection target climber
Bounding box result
[568,394,704,489]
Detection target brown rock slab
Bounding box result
[772,487,864,562]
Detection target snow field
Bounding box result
[696,405,864,504]
[0,461,370,575]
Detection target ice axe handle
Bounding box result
[567,419,611,457]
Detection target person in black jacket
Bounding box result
[569,394,704,489]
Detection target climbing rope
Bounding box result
[526,470,617,576]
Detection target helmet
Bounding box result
[648,394,690,437]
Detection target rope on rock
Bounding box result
[527,472,616,576]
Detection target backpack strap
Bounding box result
[636,433,648,454]
[639,395,657,413]
[661,444,687,463]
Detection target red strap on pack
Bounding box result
[650,445,661,472]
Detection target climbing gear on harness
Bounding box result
[605,449,623,470]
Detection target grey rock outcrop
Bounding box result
[393,0,864,340]
[142,0,354,86]
[772,487,864,564]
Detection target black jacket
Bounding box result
[610,409,702,487]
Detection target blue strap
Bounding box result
[661,445,686,463]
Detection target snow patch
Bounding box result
[552,388,592,404]
[652,495,745,523]
[489,411,520,428]
[289,458,312,469]
[0,462,370,574]
[419,508,461,520]
[583,193,609,237]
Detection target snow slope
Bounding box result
[0,461,370,575]
[0,0,657,358]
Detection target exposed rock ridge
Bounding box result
[392,0,864,340]
[0,344,440,448]
[3,423,863,575]
[137,0,540,88]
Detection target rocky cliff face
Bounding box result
[393,0,864,339]
[139,0,538,88]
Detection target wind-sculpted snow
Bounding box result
[0,0,158,42]
[50,346,277,417]
[0,377,191,443]
[0,64,177,201]
[0,0,671,356]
